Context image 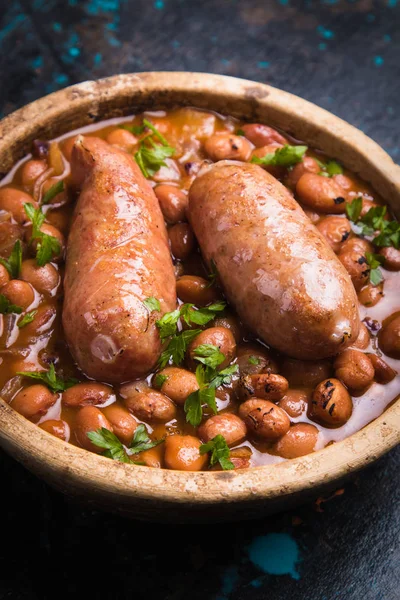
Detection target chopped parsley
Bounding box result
[24,203,61,266]
[193,344,225,369]
[17,310,38,328]
[0,240,22,278]
[318,159,343,177]
[248,355,260,365]
[199,434,234,470]
[156,308,181,341]
[345,197,363,222]
[128,424,164,455]
[143,297,161,313]
[42,180,64,205]
[154,373,168,387]
[365,252,385,286]
[158,328,201,369]
[87,423,163,463]
[119,123,146,135]
[346,198,400,250]
[17,363,78,393]
[180,301,225,327]
[134,119,175,178]
[251,144,307,168]
[0,294,22,315]
[236,129,245,136]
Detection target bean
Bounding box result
[21,304,56,337]
[41,177,67,205]
[334,349,375,391]
[379,246,400,271]
[102,404,138,446]
[239,398,290,441]
[155,185,188,224]
[0,187,37,224]
[1,280,34,309]
[310,378,352,427]
[340,237,374,255]
[63,382,115,408]
[20,259,60,295]
[296,173,347,213]
[74,406,113,453]
[316,216,351,253]
[212,313,242,344]
[236,344,279,375]
[338,250,370,291]
[0,222,24,259]
[20,159,48,190]
[187,326,236,370]
[351,322,370,350]
[125,389,177,422]
[241,123,287,147]
[12,384,57,423]
[358,283,384,307]
[278,389,309,418]
[204,132,252,162]
[140,444,164,468]
[367,353,397,384]
[169,223,195,259]
[164,434,208,471]
[154,366,198,405]
[106,128,138,151]
[39,419,70,441]
[238,372,289,401]
[228,446,252,469]
[286,156,320,188]
[251,144,286,179]
[0,264,10,288]
[271,423,319,459]
[198,413,247,446]
[281,357,332,388]
[176,275,221,306]
[60,135,80,162]
[378,315,400,359]
[26,222,65,259]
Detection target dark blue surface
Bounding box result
[0,2,399,599]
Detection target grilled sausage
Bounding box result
[63,136,176,382]
[188,161,360,359]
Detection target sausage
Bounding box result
[189,162,360,359]
[62,137,176,382]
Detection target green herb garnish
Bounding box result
[24,203,61,266]
[158,329,202,369]
[251,144,307,168]
[87,424,163,463]
[365,252,385,286]
[154,373,168,387]
[143,297,161,313]
[200,434,234,470]
[42,180,64,205]
[17,310,38,328]
[0,240,22,278]
[236,129,245,136]
[180,301,225,327]
[346,198,400,250]
[128,423,164,455]
[0,294,22,315]
[156,308,181,341]
[134,119,175,178]
[248,355,260,365]
[193,344,225,369]
[184,365,218,427]
[17,363,78,393]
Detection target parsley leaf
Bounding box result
[158,328,202,369]
[143,297,161,313]
[199,434,234,470]
[251,144,307,168]
[248,355,260,365]
[119,123,146,135]
[0,240,22,278]
[87,428,131,463]
[361,205,387,232]
[345,197,363,222]
[24,203,61,266]
[17,310,37,328]
[180,301,226,327]
[373,220,400,249]
[134,119,175,178]
[17,364,79,393]
[128,423,164,455]
[365,252,385,286]
[0,294,22,314]
[325,160,343,176]
[185,386,217,427]
[42,180,64,205]
[236,129,245,136]
[156,309,181,341]
[193,344,225,369]
[208,364,239,389]
[154,373,168,387]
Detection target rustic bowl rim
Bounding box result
[0,71,399,510]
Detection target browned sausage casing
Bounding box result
[63,137,176,382]
[188,162,360,359]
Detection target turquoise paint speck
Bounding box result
[247,533,301,580]
[86,0,120,15]
[388,0,397,6]
[317,25,335,40]
[250,577,263,588]
[278,0,289,5]
[384,34,392,42]
[319,42,327,50]
[373,55,384,66]
[55,74,69,85]
[0,14,26,44]
[94,52,103,65]
[154,0,164,8]
[108,35,121,47]
[68,0,78,5]
[171,40,181,48]
[366,13,375,22]
[217,565,239,599]
[221,59,231,65]
[69,47,80,57]
[53,22,62,32]
[31,56,43,69]
[258,61,270,68]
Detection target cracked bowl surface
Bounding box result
[0,72,399,522]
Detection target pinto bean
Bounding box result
[281,358,332,388]
[125,389,177,422]
[21,304,56,337]
[286,157,320,188]
[187,326,236,370]
[378,315,400,359]
[238,372,289,402]
[296,173,347,213]
[1,280,34,309]
[228,446,252,469]
[198,413,247,446]
[251,143,285,179]
[236,344,279,376]
[204,132,252,162]
[39,419,70,441]
[334,349,375,391]
[164,435,208,471]
[155,185,188,224]
[20,160,48,190]
[278,389,309,418]
[367,353,397,384]
[20,259,60,295]
[154,367,199,405]
[0,188,37,224]
[358,283,384,307]
[351,322,370,349]
[310,378,352,427]
[378,246,400,271]
[212,313,242,343]
[140,444,165,468]
[169,223,195,259]
[271,423,319,459]
[340,237,374,255]
[62,382,115,408]
[0,264,10,288]
[339,249,371,291]
[176,275,220,306]
[74,406,113,453]
[106,128,138,151]
[12,384,57,423]
[25,222,65,259]
[316,216,351,253]
[239,399,290,441]
[102,404,138,445]
[241,123,288,147]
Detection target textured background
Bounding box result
[0,1,399,599]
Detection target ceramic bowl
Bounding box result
[0,72,399,522]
